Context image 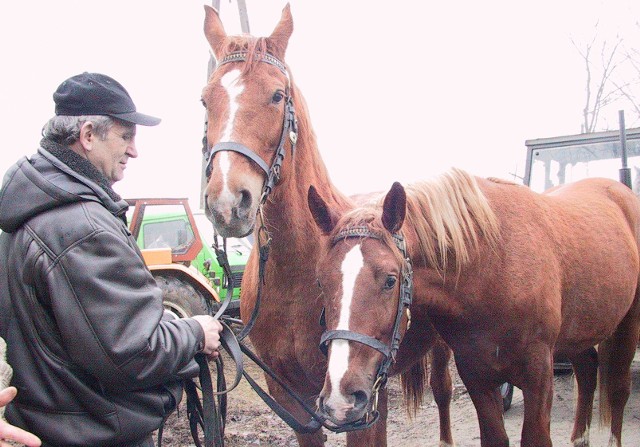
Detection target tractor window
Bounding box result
[143,219,196,255]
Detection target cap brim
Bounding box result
[111,111,161,126]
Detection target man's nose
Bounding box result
[127,140,138,158]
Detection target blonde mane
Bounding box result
[335,169,500,275]
[404,168,500,274]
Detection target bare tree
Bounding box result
[613,23,640,122]
[573,21,639,132]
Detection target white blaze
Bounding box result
[326,245,364,418]
[218,69,244,201]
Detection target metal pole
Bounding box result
[237,0,251,34]
[201,1,222,209]
[618,110,631,188]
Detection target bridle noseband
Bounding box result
[319,225,414,419]
[203,51,298,205]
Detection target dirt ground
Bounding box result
[157,345,640,446]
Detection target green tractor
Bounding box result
[126,198,250,318]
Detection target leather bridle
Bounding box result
[319,225,414,422]
[203,51,298,205]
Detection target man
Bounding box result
[0,72,223,446]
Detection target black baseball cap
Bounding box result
[53,72,161,126]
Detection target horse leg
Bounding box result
[597,308,640,447]
[464,386,508,447]
[455,360,508,447]
[430,341,454,446]
[568,347,598,447]
[519,347,554,447]
[345,386,387,447]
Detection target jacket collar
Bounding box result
[40,138,122,203]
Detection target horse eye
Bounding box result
[200,98,207,108]
[383,275,397,290]
[316,279,323,289]
[272,91,284,104]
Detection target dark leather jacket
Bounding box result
[0,140,204,446]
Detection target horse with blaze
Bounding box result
[308,169,640,447]
[200,4,455,446]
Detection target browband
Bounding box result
[333,225,405,251]
[218,51,288,77]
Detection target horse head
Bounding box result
[201,4,296,237]
[308,183,413,426]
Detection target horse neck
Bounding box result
[261,135,348,260]
[404,222,486,325]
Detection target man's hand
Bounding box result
[191,315,223,358]
[0,387,41,447]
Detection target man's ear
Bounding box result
[78,121,94,151]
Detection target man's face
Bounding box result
[87,122,138,184]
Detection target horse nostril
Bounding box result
[239,189,252,209]
[352,390,369,411]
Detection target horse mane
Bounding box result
[404,168,500,275]
[335,169,500,276]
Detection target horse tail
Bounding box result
[597,341,613,427]
[400,337,454,420]
[400,353,429,418]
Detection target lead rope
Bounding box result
[235,206,270,342]
[180,232,246,447]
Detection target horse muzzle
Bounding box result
[204,192,256,238]
[317,387,371,426]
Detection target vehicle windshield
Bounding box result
[525,128,640,193]
[129,204,197,254]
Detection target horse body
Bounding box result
[201,5,454,446]
[309,169,640,447]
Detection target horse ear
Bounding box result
[382,182,406,234]
[308,185,339,235]
[203,5,227,60]
[268,3,294,58]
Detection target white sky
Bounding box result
[1,1,639,207]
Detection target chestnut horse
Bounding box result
[200,5,455,447]
[308,169,640,447]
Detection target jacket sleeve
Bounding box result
[45,222,205,392]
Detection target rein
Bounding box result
[319,226,414,421]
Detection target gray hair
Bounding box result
[42,115,116,146]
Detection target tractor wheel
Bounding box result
[500,382,514,412]
[154,274,213,319]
